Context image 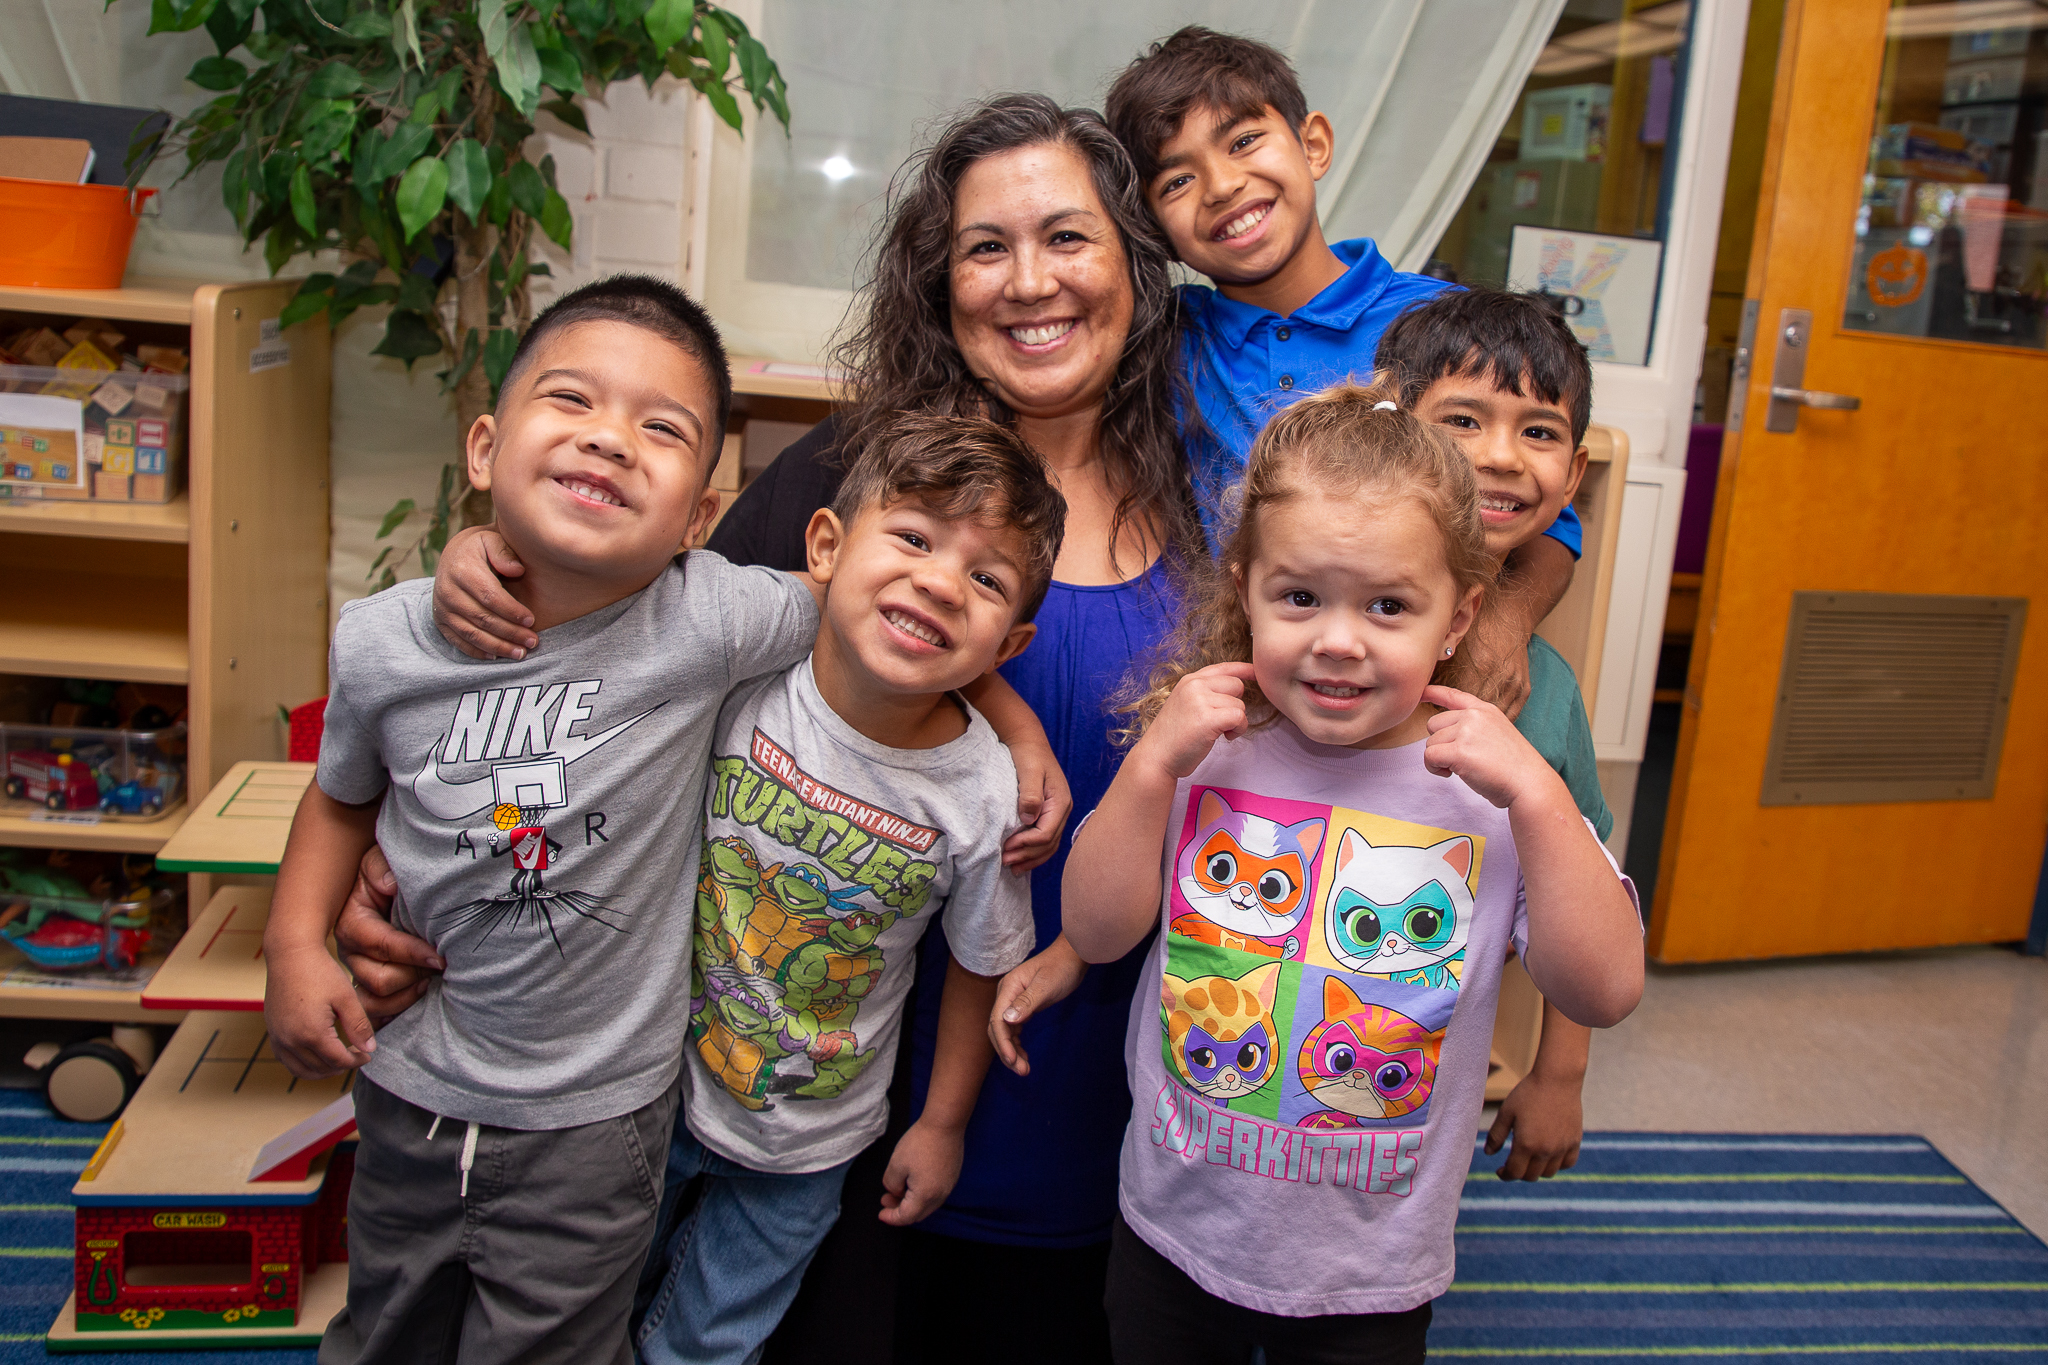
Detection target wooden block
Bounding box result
[154,762,315,874]
[94,472,132,500]
[130,473,169,502]
[141,885,270,1011]
[74,1010,350,1206]
[712,431,743,492]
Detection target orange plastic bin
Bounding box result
[0,177,156,289]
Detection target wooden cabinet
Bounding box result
[0,277,330,1018]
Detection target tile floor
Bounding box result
[1576,944,2048,1236]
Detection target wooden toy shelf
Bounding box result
[0,276,331,1019]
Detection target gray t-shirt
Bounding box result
[317,553,817,1130]
[681,658,1036,1173]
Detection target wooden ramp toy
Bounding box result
[51,1009,356,1348]
[154,761,314,875]
[140,884,272,1011]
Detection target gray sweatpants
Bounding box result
[319,1073,679,1365]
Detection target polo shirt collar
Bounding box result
[1196,238,1397,350]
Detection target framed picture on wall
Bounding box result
[1507,226,1666,366]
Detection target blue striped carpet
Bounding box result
[0,1102,2041,1360]
[1438,1131,2048,1360]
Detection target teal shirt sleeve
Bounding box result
[1513,636,1613,842]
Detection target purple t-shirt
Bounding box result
[1117,722,1624,1316]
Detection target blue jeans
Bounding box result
[634,1126,852,1365]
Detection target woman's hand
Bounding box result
[1132,662,1254,783]
[1001,739,1072,873]
[989,934,1088,1076]
[432,525,536,660]
[333,845,442,1025]
[1419,684,1561,810]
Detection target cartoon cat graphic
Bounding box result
[1295,976,1442,1128]
[1172,791,1325,959]
[1320,829,1473,989]
[1161,960,1282,1107]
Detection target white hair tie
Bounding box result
[1373,400,1397,411]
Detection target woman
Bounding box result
[343,94,1200,1364]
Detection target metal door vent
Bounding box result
[1760,592,2026,806]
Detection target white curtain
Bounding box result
[739,0,1566,293]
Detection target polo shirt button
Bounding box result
[1276,327,1291,341]
[1278,374,1293,390]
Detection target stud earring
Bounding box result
[1443,645,1454,657]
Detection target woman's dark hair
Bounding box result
[831,92,1200,576]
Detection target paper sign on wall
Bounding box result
[1507,226,1665,366]
[250,318,291,373]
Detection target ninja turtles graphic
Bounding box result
[690,835,898,1107]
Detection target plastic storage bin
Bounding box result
[0,363,188,504]
[0,722,185,821]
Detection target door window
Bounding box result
[1844,1,2048,349]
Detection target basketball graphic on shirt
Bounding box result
[492,803,522,830]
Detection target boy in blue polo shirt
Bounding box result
[1105,26,1580,717]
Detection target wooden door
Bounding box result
[1652,0,2048,962]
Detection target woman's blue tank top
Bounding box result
[906,560,1176,1247]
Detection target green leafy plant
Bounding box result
[129,0,788,587]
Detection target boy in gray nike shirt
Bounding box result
[266,277,812,1365]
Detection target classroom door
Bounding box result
[1651,0,2048,961]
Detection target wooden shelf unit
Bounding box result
[0,277,331,1017]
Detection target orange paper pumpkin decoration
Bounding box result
[1866,244,1927,307]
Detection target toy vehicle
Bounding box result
[4,751,100,811]
[99,781,164,817]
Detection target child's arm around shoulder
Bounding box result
[264,783,384,1079]
[1419,683,1642,1028]
[1062,662,1254,964]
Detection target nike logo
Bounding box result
[410,701,665,821]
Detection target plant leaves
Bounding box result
[395,155,449,240]
[147,0,216,35]
[279,287,330,329]
[344,9,392,38]
[698,10,730,78]
[370,309,444,365]
[482,327,519,393]
[479,0,512,57]
[221,148,250,230]
[537,44,581,94]
[702,78,741,132]
[501,22,543,117]
[366,545,396,579]
[440,327,483,394]
[304,60,362,99]
[539,98,589,135]
[565,0,608,37]
[643,0,691,54]
[539,189,572,248]
[395,0,424,70]
[444,138,491,221]
[289,161,317,235]
[375,499,417,539]
[203,0,255,55]
[507,159,546,219]
[187,54,246,89]
[377,120,434,183]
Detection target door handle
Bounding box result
[1769,386,1861,411]
[1764,309,1860,432]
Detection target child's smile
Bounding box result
[1146,103,1336,302]
[1413,372,1588,560]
